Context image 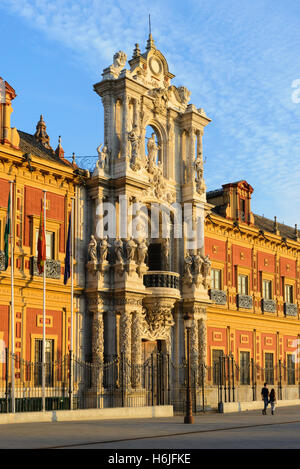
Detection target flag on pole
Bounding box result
[64,213,71,285]
[37,204,46,274]
[4,191,11,270]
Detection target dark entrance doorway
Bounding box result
[147,243,162,270]
[142,339,162,362]
[142,339,168,405]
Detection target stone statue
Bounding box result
[162,238,170,270]
[177,86,191,106]
[183,254,193,284]
[137,238,148,265]
[125,237,137,262]
[193,253,203,276]
[147,133,159,172]
[88,235,98,263]
[128,125,141,169]
[203,255,211,288]
[99,236,110,265]
[96,144,109,170]
[194,154,203,181]
[112,51,127,74]
[114,237,124,264]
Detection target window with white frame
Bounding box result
[35,229,54,259]
[262,279,272,300]
[238,274,248,295]
[211,268,222,290]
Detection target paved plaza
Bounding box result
[0,405,300,450]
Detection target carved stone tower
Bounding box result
[85,35,212,388]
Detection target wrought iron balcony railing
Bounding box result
[284,302,298,317]
[237,294,253,309]
[261,299,276,313]
[30,256,61,279]
[0,251,5,271]
[210,289,227,305]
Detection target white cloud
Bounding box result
[1,0,300,226]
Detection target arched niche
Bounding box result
[143,120,167,176]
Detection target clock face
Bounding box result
[149,57,162,76]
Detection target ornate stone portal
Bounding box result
[85,34,212,391]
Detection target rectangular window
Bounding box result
[212,349,224,385]
[263,279,272,300]
[34,338,54,386]
[238,274,248,295]
[285,284,293,304]
[240,351,250,385]
[211,269,222,290]
[265,352,274,385]
[287,354,295,385]
[240,199,246,221]
[35,229,54,259]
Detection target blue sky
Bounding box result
[1,0,300,227]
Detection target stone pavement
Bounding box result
[0,405,300,450]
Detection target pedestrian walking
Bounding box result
[269,388,276,415]
[261,382,269,415]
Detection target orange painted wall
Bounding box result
[23,186,65,250]
[232,245,252,288]
[257,251,275,273]
[25,307,63,361]
[0,178,9,208]
[0,305,9,349]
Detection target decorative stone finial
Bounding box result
[55,135,64,158]
[72,152,76,165]
[146,33,156,51]
[132,43,141,58]
[274,216,279,234]
[295,224,298,239]
[34,114,52,149]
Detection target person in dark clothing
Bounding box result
[261,383,269,415]
[269,388,276,415]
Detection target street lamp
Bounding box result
[184,312,194,424]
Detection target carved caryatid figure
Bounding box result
[137,238,148,265]
[128,125,141,169]
[203,255,211,288]
[193,253,203,276]
[125,237,137,262]
[194,154,203,181]
[162,237,170,269]
[147,133,159,173]
[114,237,124,264]
[96,144,109,170]
[183,254,193,284]
[99,236,110,265]
[88,235,98,263]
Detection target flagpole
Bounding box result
[42,190,46,412]
[70,196,74,410]
[10,181,15,414]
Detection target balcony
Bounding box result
[143,271,181,298]
[261,299,276,313]
[284,303,298,317]
[30,257,61,279]
[0,251,5,271]
[237,294,253,310]
[210,289,227,305]
[143,271,180,289]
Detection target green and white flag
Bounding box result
[4,192,10,270]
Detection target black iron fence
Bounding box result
[0,350,299,414]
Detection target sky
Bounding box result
[1,0,300,227]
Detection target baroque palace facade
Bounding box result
[1,35,300,405]
[0,78,87,371]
